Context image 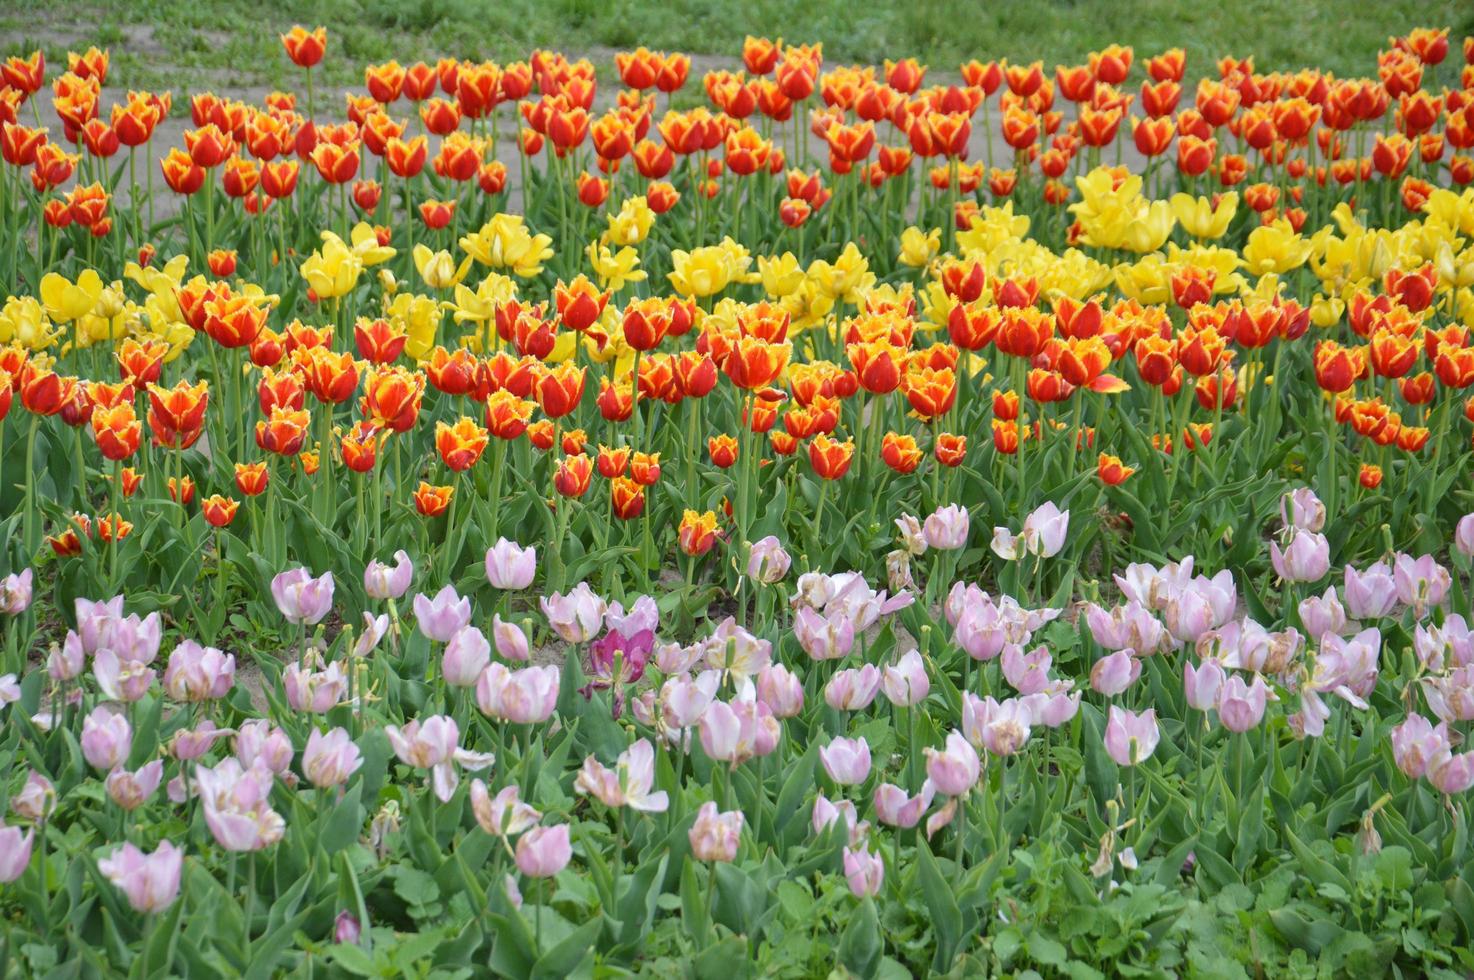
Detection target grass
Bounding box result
[1,0,1470,94]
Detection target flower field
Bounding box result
[4,22,1474,976]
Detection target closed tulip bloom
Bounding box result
[540,582,606,643]
[234,720,295,774]
[9,772,56,822]
[413,585,473,642]
[82,706,132,770]
[923,503,969,550]
[820,736,872,785]
[491,614,530,662]
[303,727,363,788]
[925,730,981,796]
[1090,649,1142,696]
[99,841,182,912]
[1183,658,1226,711]
[443,626,492,688]
[746,535,791,584]
[515,824,572,878]
[1001,644,1051,696]
[486,538,537,589]
[364,550,413,600]
[873,782,932,828]
[1343,562,1398,619]
[1218,675,1270,732]
[0,825,34,882]
[271,567,335,625]
[825,664,882,710]
[163,640,236,702]
[1392,553,1452,615]
[978,697,1033,756]
[1270,530,1330,583]
[881,649,930,707]
[470,781,541,837]
[476,663,560,724]
[755,663,804,717]
[794,605,855,661]
[284,661,348,713]
[689,802,743,862]
[105,760,164,811]
[843,845,885,898]
[1104,706,1160,766]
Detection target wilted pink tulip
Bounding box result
[843,845,885,897]
[303,727,363,788]
[470,780,541,837]
[1270,529,1330,583]
[794,606,855,661]
[0,568,33,615]
[1090,649,1142,696]
[1104,706,1160,766]
[924,730,980,796]
[10,772,55,821]
[882,650,930,706]
[820,736,872,785]
[540,582,606,643]
[413,585,472,642]
[700,618,773,683]
[1429,752,1474,794]
[476,663,560,724]
[386,715,460,796]
[825,664,882,711]
[443,625,492,687]
[1393,553,1451,616]
[1183,658,1226,711]
[284,660,348,713]
[1343,562,1398,619]
[873,782,932,828]
[75,596,124,654]
[1218,675,1270,732]
[756,663,804,717]
[196,759,286,851]
[353,612,390,658]
[1423,666,1474,723]
[235,720,295,774]
[48,632,85,681]
[0,825,34,882]
[272,567,335,625]
[99,840,182,912]
[486,538,537,590]
[1390,714,1451,778]
[923,503,970,550]
[1298,587,1347,641]
[106,760,163,811]
[575,738,669,812]
[689,802,743,862]
[516,823,572,877]
[661,672,720,734]
[699,698,780,765]
[164,640,237,701]
[363,550,414,600]
[747,535,792,583]
[1280,487,1325,532]
[81,707,132,770]
[491,614,531,662]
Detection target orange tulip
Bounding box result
[235,461,269,496]
[255,406,311,456]
[116,337,168,390]
[611,476,646,520]
[678,509,721,556]
[708,434,739,468]
[147,380,209,448]
[480,389,533,441]
[596,444,631,479]
[1097,453,1135,485]
[936,432,968,465]
[202,494,239,528]
[203,295,267,349]
[554,454,594,498]
[808,433,855,480]
[881,432,922,474]
[630,451,661,486]
[91,403,141,461]
[168,476,197,506]
[532,363,586,419]
[436,416,490,471]
[903,367,956,419]
[414,482,454,516]
[281,27,327,69]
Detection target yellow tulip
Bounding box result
[40,269,104,323]
[0,296,60,349]
[586,242,645,293]
[605,196,655,247]
[898,226,941,267]
[389,292,443,362]
[349,222,396,266]
[1169,192,1237,240]
[413,244,472,290]
[757,252,805,298]
[1241,220,1313,276]
[449,273,518,326]
[300,233,364,300]
[460,214,554,278]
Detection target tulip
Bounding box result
[1270,530,1330,583]
[1457,514,1474,559]
[1090,649,1142,696]
[574,739,669,812]
[1001,644,1051,696]
[516,824,572,877]
[105,760,164,811]
[364,550,414,600]
[844,845,885,897]
[977,697,1033,756]
[1183,659,1226,711]
[881,649,930,707]
[413,585,473,642]
[1342,562,1398,619]
[1104,706,1160,766]
[10,772,56,822]
[746,535,791,583]
[925,730,981,796]
[196,759,286,851]
[163,640,236,702]
[755,663,804,717]
[476,664,560,724]
[235,721,294,774]
[1218,675,1270,732]
[271,568,335,625]
[825,665,882,710]
[0,568,34,615]
[98,841,182,912]
[283,661,348,713]
[492,615,531,662]
[486,539,537,589]
[820,736,872,785]
[443,626,492,688]
[81,707,132,770]
[303,727,364,788]
[812,794,861,841]
[873,783,932,829]
[923,503,969,550]
[1281,488,1326,532]
[689,802,743,862]
[1392,554,1452,615]
[470,781,541,837]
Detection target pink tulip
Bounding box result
[1423,666,1474,723]
[1085,601,1167,655]
[575,739,669,812]
[539,582,606,643]
[1021,686,1081,727]
[196,759,286,851]
[843,846,884,898]
[1090,649,1141,697]
[661,672,720,732]
[688,802,743,862]
[1270,529,1330,583]
[443,625,491,688]
[171,719,231,761]
[825,665,882,711]
[999,644,1049,696]
[924,730,980,796]
[699,699,780,765]
[923,503,969,551]
[978,697,1032,756]
[363,550,414,600]
[94,649,156,703]
[1429,752,1474,794]
[303,727,363,788]
[0,825,34,882]
[1104,706,1160,766]
[1414,617,1474,673]
[271,568,335,625]
[163,640,236,701]
[75,596,124,654]
[47,631,85,681]
[335,912,362,945]
[1390,714,1451,778]
[354,612,390,658]
[99,840,182,912]
[470,781,541,837]
[284,660,348,713]
[486,538,537,590]
[820,736,872,785]
[873,782,932,828]
[10,772,55,822]
[1298,587,1347,642]
[700,618,773,683]
[413,585,472,643]
[108,611,163,664]
[1217,675,1270,732]
[895,515,928,556]
[516,824,572,877]
[81,706,132,770]
[756,663,804,718]
[0,568,33,615]
[106,760,163,811]
[1280,487,1325,532]
[1393,553,1451,616]
[476,663,560,724]
[794,606,855,661]
[882,650,930,706]
[1164,588,1216,644]
[492,614,531,662]
[235,720,294,774]
[1183,659,1225,711]
[654,640,704,674]
[385,716,459,770]
[1343,562,1398,619]
[1022,501,1070,557]
[812,793,862,840]
[953,597,1008,661]
[747,535,792,583]
[1456,513,1474,559]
